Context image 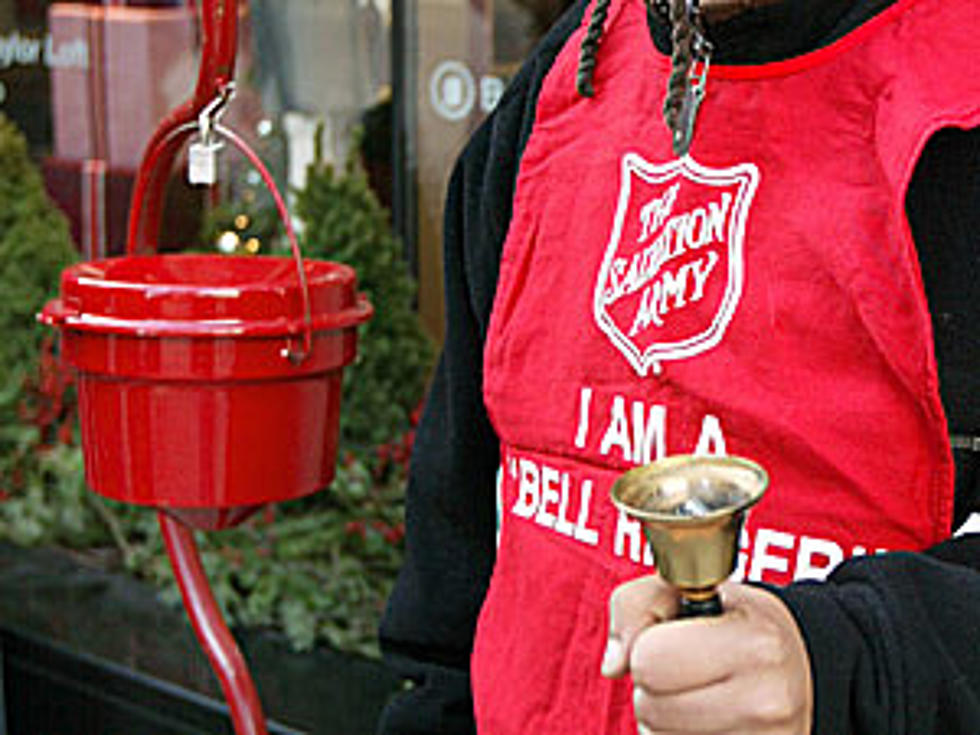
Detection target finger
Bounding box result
[634,676,747,733]
[629,616,732,694]
[629,604,788,694]
[602,575,678,679]
[634,669,805,733]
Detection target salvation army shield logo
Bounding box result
[593,154,760,376]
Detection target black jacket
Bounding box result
[379,1,980,732]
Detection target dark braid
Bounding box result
[651,0,671,20]
[577,0,668,97]
[575,0,709,153]
[662,0,695,134]
[575,0,613,97]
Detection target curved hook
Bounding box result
[126,0,239,254]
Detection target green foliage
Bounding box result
[294,150,434,450]
[0,444,93,547]
[0,112,78,515]
[0,113,77,397]
[132,455,406,658]
[0,450,405,657]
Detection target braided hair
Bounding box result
[575,0,614,97]
[662,0,697,134]
[575,0,702,151]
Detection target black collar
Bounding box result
[649,0,897,65]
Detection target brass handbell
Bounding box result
[610,454,768,618]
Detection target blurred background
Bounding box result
[3,0,575,335]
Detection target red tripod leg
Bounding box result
[159,511,269,735]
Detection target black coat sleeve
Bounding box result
[375,126,508,735]
[376,7,589,733]
[777,534,980,734]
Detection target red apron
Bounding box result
[475,0,980,731]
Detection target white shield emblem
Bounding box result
[593,153,760,376]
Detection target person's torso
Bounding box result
[473,0,980,731]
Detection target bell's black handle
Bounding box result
[678,592,723,618]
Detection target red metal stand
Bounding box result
[42,3,372,732]
[127,0,238,254]
[132,4,268,733]
[159,512,268,735]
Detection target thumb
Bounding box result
[601,574,678,679]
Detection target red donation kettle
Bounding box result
[40,253,373,530]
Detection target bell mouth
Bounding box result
[610,455,768,525]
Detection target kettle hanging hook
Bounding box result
[127,0,239,254]
[198,81,236,146]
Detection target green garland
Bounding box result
[294,148,434,451]
[0,114,77,397]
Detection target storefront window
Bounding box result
[402,0,573,338]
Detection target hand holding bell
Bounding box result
[605,455,813,733]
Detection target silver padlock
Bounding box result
[188,140,222,186]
